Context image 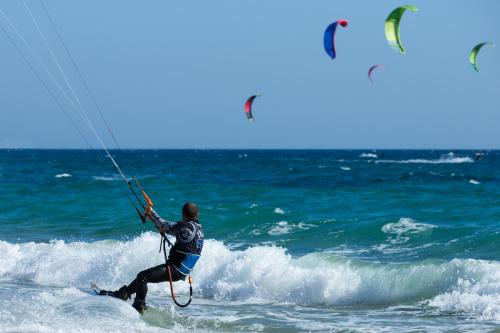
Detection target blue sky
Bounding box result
[0,0,498,149]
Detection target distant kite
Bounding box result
[385,5,418,54]
[368,64,384,82]
[469,42,494,72]
[244,94,260,122]
[323,19,348,59]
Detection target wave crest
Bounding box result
[427,259,500,321]
[382,218,436,244]
[376,153,474,164]
[0,234,498,320]
[55,173,72,178]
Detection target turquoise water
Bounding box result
[0,149,499,332]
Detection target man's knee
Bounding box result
[137,270,149,283]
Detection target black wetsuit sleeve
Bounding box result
[148,208,178,235]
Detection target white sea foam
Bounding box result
[0,232,500,304]
[0,286,156,333]
[469,179,480,185]
[251,220,315,237]
[55,173,72,178]
[268,221,291,236]
[340,166,351,171]
[0,232,500,322]
[382,218,436,244]
[376,153,474,164]
[273,208,284,214]
[92,175,121,181]
[267,221,315,236]
[427,259,500,321]
[360,153,378,158]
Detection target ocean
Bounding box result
[0,149,498,332]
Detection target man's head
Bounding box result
[182,202,199,222]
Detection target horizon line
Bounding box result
[0,147,496,151]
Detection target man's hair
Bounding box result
[182,202,199,221]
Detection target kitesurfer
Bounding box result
[97,202,204,314]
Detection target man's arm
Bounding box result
[147,208,178,235]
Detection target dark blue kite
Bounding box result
[323,19,348,59]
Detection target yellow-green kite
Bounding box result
[385,5,418,54]
[469,42,494,72]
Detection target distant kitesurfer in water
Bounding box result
[96,203,204,313]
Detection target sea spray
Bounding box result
[1,233,498,318]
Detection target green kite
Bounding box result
[469,42,494,72]
[385,5,418,54]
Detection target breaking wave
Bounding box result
[273,208,285,214]
[55,173,72,178]
[376,153,474,164]
[426,259,500,321]
[360,153,379,158]
[382,218,436,244]
[266,221,316,236]
[0,233,498,321]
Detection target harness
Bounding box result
[160,223,201,308]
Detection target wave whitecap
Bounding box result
[267,221,316,236]
[382,218,436,244]
[360,153,379,158]
[427,260,500,321]
[55,173,72,178]
[273,208,284,214]
[92,175,121,182]
[0,233,499,322]
[376,153,474,164]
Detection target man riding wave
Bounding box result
[97,202,204,313]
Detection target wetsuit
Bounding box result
[100,209,203,311]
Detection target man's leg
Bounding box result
[96,264,168,304]
[97,264,183,314]
[97,285,129,300]
[130,264,170,313]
